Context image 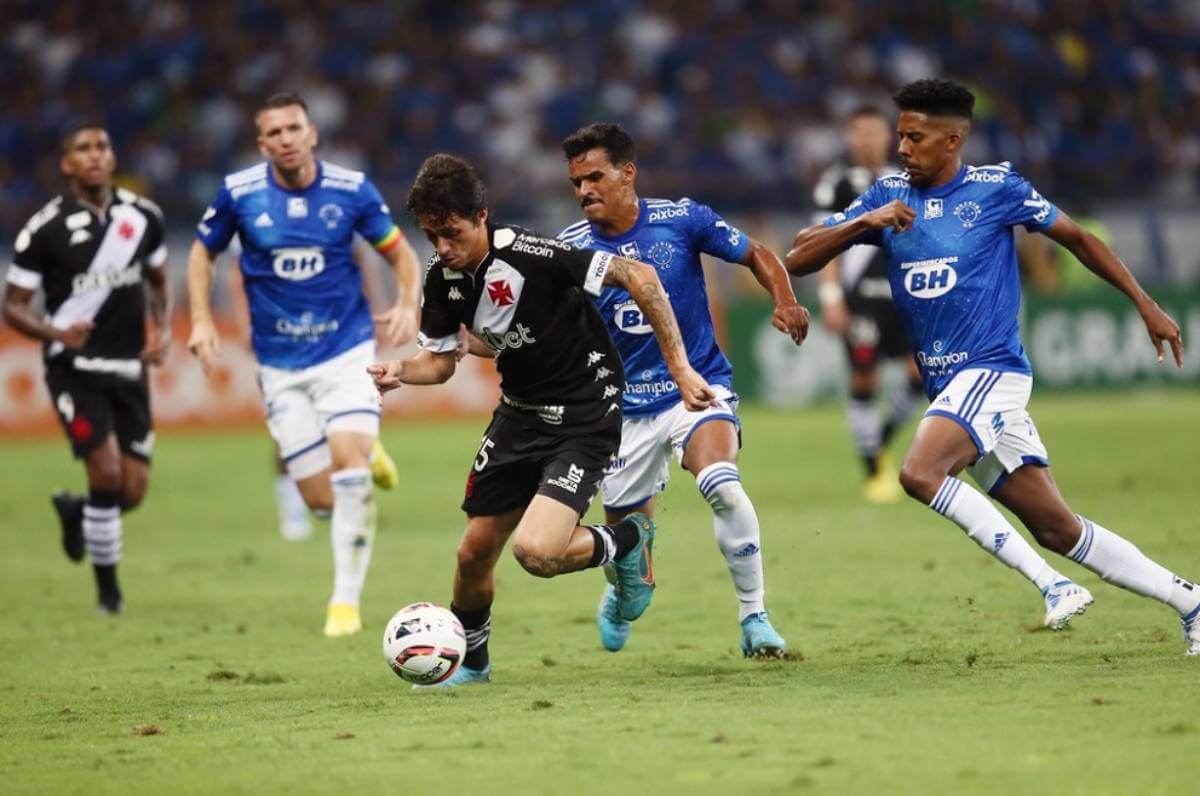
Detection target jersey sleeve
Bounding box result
[498,228,614,297]
[7,219,49,291]
[1000,170,1059,231]
[355,178,405,255]
[139,199,168,269]
[195,185,238,254]
[687,201,751,263]
[821,180,885,248]
[416,260,460,354]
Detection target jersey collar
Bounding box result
[914,164,968,198]
[588,198,648,244]
[267,160,322,194]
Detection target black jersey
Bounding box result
[7,188,166,370]
[419,224,625,433]
[813,163,892,294]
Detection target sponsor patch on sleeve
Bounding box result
[583,251,613,296]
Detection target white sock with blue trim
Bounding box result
[275,474,312,541]
[696,462,765,620]
[329,467,375,606]
[1069,516,1200,616]
[931,477,1059,590]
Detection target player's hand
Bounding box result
[141,326,172,366]
[865,200,916,233]
[772,299,809,345]
[821,298,850,334]
[374,304,419,349]
[56,320,93,350]
[187,319,222,375]
[366,360,404,395]
[674,367,717,411]
[1139,301,1184,367]
[455,323,471,362]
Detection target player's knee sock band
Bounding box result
[697,463,765,620]
[451,603,491,670]
[1070,516,1199,615]
[329,468,374,606]
[930,477,1058,590]
[84,489,122,566]
[586,519,640,569]
[847,391,883,467]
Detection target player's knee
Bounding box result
[898,462,940,504]
[1027,512,1080,555]
[119,480,147,512]
[511,542,559,579]
[456,536,496,576]
[88,460,123,492]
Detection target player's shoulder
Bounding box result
[645,196,700,224]
[114,186,164,223]
[963,160,1016,189]
[556,218,592,247]
[873,170,911,192]
[318,160,372,196]
[222,162,270,200]
[17,195,66,238]
[493,224,575,260]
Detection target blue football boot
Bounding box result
[597,583,632,652]
[412,663,491,690]
[607,512,656,622]
[740,612,787,658]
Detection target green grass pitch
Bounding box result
[2,393,1198,794]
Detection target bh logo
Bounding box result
[903,257,958,299]
[272,247,325,281]
[613,294,667,335]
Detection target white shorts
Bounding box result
[925,367,1049,494]
[258,340,381,480]
[600,386,740,511]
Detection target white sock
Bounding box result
[275,475,312,540]
[83,502,122,566]
[1069,516,1200,616]
[697,463,766,621]
[847,396,883,460]
[931,477,1060,591]
[329,468,375,606]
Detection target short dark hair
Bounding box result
[893,79,975,120]
[561,123,636,166]
[407,154,488,222]
[256,92,309,120]
[848,105,886,121]
[61,120,107,153]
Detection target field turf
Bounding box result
[2,393,1198,794]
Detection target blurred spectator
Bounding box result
[1,0,1198,239]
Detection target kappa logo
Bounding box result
[66,211,91,230]
[69,229,92,245]
[924,198,943,219]
[447,286,464,301]
[254,212,273,227]
[586,350,605,366]
[602,384,620,398]
[594,367,613,381]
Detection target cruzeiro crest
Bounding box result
[319,203,344,230]
[648,240,674,267]
[953,201,982,228]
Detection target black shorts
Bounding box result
[45,364,153,461]
[461,408,619,518]
[843,283,912,373]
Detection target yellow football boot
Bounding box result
[369,439,399,491]
[324,603,362,637]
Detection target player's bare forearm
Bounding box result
[383,236,422,310]
[742,239,809,344]
[145,267,172,331]
[2,284,60,342]
[785,220,868,276]
[1042,213,1184,366]
[186,240,217,325]
[605,256,688,372]
[368,348,456,393]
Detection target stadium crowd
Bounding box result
[1,0,1198,237]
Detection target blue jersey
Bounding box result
[558,198,750,417]
[196,161,403,369]
[826,162,1059,397]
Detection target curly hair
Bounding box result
[407,154,488,222]
[893,79,975,120]
[561,122,636,166]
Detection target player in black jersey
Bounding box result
[2,123,171,614]
[368,154,713,686]
[811,107,924,503]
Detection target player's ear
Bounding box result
[476,208,489,226]
[622,161,637,186]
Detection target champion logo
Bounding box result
[448,286,464,301]
[254,212,273,227]
[487,280,514,307]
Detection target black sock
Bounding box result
[94,564,121,607]
[452,603,491,670]
[862,454,880,477]
[586,519,642,568]
[86,489,122,607]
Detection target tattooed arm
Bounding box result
[142,263,172,365]
[602,256,715,410]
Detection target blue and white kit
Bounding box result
[559,197,750,510]
[827,162,1061,491]
[196,161,406,478]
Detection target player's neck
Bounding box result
[594,194,640,238]
[271,159,318,191]
[926,158,963,189]
[71,182,112,215]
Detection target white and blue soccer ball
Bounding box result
[382,603,466,685]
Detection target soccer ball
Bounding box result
[382,603,466,685]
